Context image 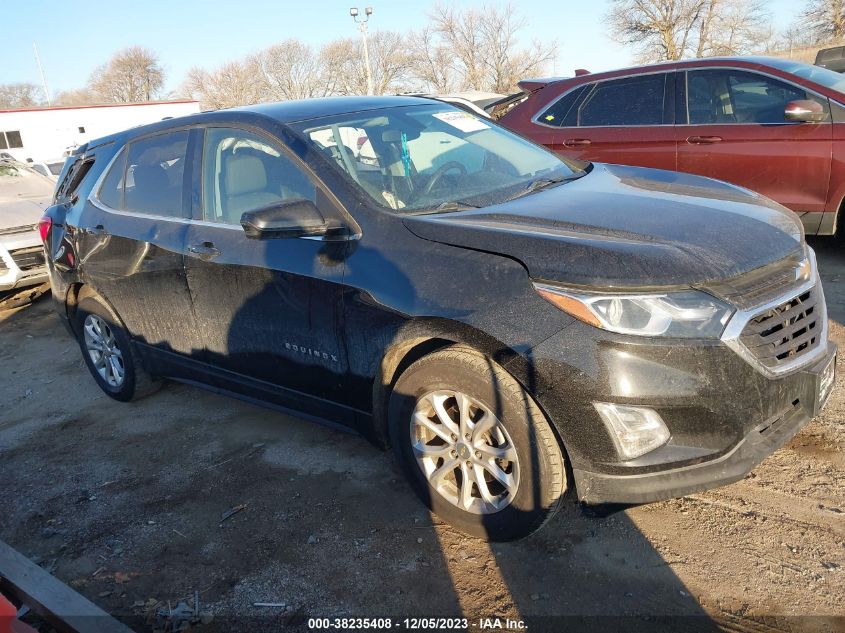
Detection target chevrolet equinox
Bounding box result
[41,97,836,540]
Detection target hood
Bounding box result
[403,163,804,289]
[0,164,54,233]
[0,197,51,233]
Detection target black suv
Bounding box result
[41,97,836,540]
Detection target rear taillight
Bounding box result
[38,216,52,243]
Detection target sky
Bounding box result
[6,0,802,99]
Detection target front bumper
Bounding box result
[522,278,836,506]
[574,346,834,503]
[0,231,48,291]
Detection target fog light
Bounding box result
[593,402,670,460]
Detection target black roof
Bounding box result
[80,96,435,154]
[230,95,433,122]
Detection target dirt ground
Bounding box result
[1,238,843,633]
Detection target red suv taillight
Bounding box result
[38,216,52,243]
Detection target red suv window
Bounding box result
[578,74,667,126]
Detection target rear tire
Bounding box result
[74,296,160,402]
[389,344,566,541]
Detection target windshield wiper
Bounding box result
[506,171,587,201]
[434,200,480,211]
[406,200,481,215]
[523,177,570,193]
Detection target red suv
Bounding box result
[499,57,845,236]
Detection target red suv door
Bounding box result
[538,72,678,172]
[678,68,832,233]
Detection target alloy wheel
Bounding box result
[83,314,125,388]
[410,390,520,514]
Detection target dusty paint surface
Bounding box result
[0,238,843,632]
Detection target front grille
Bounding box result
[0,223,38,237]
[739,285,822,369]
[10,246,45,271]
[704,252,807,309]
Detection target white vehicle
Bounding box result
[402,91,506,118]
[0,159,54,303]
[28,158,65,181]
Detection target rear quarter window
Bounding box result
[537,85,589,127]
[55,156,94,204]
[97,150,125,210]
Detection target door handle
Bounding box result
[686,135,723,145]
[562,138,592,148]
[89,224,108,236]
[188,241,220,261]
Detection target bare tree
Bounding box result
[408,26,456,93]
[89,46,165,103]
[0,83,44,108]
[801,0,845,43]
[425,3,557,93]
[253,40,330,101]
[320,32,412,96]
[697,0,771,57]
[608,0,707,62]
[609,0,772,62]
[181,62,262,110]
[53,88,99,106]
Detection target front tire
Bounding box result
[74,296,160,402]
[389,345,566,540]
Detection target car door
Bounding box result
[677,68,833,229]
[79,129,203,358]
[541,72,678,171]
[183,125,352,419]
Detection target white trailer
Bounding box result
[0,100,201,164]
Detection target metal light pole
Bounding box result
[33,42,52,106]
[350,7,374,96]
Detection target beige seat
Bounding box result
[223,154,283,223]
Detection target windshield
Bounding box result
[293,104,583,212]
[764,57,845,94]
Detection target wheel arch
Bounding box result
[370,317,569,459]
[65,282,126,335]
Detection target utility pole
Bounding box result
[350,6,374,96]
[33,42,52,106]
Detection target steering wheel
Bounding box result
[417,161,467,199]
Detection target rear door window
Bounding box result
[577,74,667,126]
[686,69,829,124]
[120,131,189,216]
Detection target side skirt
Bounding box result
[134,342,372,436]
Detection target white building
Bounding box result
[0,100,201,163]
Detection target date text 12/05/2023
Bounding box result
[306,618,526,630]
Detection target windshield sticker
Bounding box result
[432,111,490,133]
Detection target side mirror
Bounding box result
[240,199,347,240]
[784,100,827,123]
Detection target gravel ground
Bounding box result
[0,238,843,633]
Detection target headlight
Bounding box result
[534,284,734,338]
